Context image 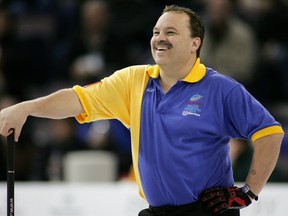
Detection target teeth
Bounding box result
[156,47,170,51]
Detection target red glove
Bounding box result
[200,186,252,214]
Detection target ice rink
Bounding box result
[0,181,287,216]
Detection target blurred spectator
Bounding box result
[70,0,110,84]
[74,119,132,179]
[64,0,127,85]
[64,0,133,179]
[242,0,288,103]
[107,0,158,65]
[235,0,288,180]
[30,118,89,181]
[0,9,9,94]
[0,7,52,100]
[109,119,132,178]
[201,0,258,88]
[0,9,18,97]
[47,0,81,83]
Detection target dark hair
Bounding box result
[162,5,205,57]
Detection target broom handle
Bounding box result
[7,129,15,216]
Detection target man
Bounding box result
[0,5,284,216]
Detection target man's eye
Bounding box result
[153,32,160,36]
[167,31,175,35]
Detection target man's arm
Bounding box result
[245,133,284,196]
[0,88,83,141]
[200,132,284,214]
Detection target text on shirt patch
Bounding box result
[182,94,203,116]
[146,88,155,92]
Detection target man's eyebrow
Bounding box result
[153,27,159,31]
[153,27,178,31]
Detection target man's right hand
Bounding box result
[0,103,29,141]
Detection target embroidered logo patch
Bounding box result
[146,88,155,92]
[182,94,203,116]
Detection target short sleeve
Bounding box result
[223,84,283,140]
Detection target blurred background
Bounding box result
[0,0,287,185]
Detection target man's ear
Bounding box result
[191,37,201,54]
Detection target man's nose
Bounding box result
[156,32,167,41]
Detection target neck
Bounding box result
[159,76,177,94]
[159,58,197,93]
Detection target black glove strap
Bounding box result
[247,190,258,201]
[242,184,258,201]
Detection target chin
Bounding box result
[156,57,169,64]
[154,60,164,65]
[153,56,164,64]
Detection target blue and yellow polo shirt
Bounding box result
[73,58,284,207]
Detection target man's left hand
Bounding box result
[199,186,252,214]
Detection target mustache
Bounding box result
[154,41,173,48]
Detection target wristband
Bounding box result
[242,184,258,201]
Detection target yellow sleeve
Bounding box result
[251,125,284,143]
[72,68,132,128]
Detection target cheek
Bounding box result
[180,41,193,54]
[150,38,156,58]
[150,37,155,47]
[183,41,193,54]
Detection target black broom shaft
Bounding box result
[7,130,15,216]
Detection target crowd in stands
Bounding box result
[0,0,287,182]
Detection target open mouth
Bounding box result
[155,46,172,51]
[154,42,173,51]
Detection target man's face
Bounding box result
[150,12,196,67]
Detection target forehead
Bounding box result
[154,11,190,30]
